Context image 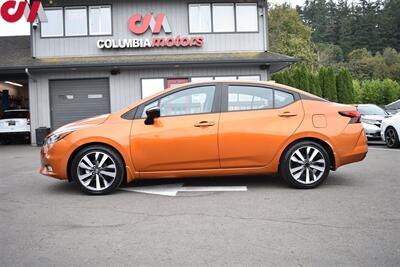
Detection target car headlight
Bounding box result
[44,129,75,145]
[361,118,379,125]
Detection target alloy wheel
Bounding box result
[289,146,327,185]
[77,151,117,191]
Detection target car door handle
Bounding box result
[279,112,298,117]
[194,121,215,127]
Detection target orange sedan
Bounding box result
[40,81,368,194]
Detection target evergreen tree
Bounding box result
[336,0,354,55]
[336,68,354,103]
[272,72,282,83]
[379,0,400,51]
[324,66,338,101]
[286,70,296,87]
[310,73,323,96]
[298,64,311,92]
[318,67,326,96]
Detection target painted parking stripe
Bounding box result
[368,147,400,152]
[120,184,247,196]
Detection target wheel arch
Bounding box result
[279,137,336,171]
[67,142,129,183]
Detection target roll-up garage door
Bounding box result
[50,78,110,130]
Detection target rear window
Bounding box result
[1,111,29,119]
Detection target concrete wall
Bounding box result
[29,66,268,144]
[33,0,266,58]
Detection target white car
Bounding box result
[0,109,31,144]
[381,112,400,148]
[357,104,391,140]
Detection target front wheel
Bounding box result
[71,145,125,195]
[385,127,400,148]
[280,141,330,189]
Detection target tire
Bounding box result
[71,145,125,195]
[385,127,400,148]
[280,141,330,189]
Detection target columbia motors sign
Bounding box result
[97,13,204,49]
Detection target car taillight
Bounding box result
[339,111,361,124]
[26,112,30,125]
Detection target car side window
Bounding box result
[274,90,294,108]
[141,85,216,118]
[228,85,273,111]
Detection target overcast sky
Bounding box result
[0,0,305,37]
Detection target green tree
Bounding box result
[352,80,363,103]
[318,66,327,96]
[321,66,338,101]
[358,79,400,105]
[298,64,311,92]
[317,43,344,66]
[309,73,322,96]
[379,0,400,51]
[336,68,354,103]
[269,4,317,68]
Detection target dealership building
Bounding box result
[0,0,295,145]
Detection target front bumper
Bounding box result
[40,142,71,180]
[362,122,381,139]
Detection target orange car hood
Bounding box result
[54,114,110,133]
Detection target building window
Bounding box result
[191,75,261,81]
[141,79,165,99]
[238,75,261,81]
[89,6,112,35]
[188,3,258,34]
[65,7,88,36]
[191,77,214,82]
[41,8,64,37]
[212,3,235,32]
[236,3,258,32]
[228,85,273,111]
[189,4,211,33]
[214,76,237,81]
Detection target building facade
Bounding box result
[0,0,296,144]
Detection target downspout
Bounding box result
[263,0,269,52]
[25,67,35,81]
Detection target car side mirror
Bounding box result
[144,106,161,125]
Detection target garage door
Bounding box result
[50,79,110,129]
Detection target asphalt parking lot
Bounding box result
[1,143,399,267]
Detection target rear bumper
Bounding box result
[336,129,368,168]
[0,131,30,138]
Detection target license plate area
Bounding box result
[8,121,16,126]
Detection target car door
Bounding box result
[130,84,221,172]
[218,84,304,168]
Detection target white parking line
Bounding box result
[120,184,248,196]
[368,147,400,152]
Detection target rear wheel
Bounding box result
[280,141,330,189]
[71,145,125,195]
[385,127,400,148]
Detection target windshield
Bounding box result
[357,105,386,116]
[1,111,29,119]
